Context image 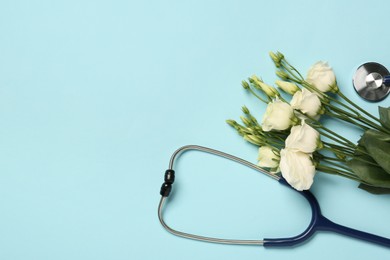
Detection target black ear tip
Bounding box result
[160,183,172,197]
[160,169,175,197]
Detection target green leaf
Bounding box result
[358,129,390,147]
[379,106,390,130]
[360,130,390,174]
[358,183,390,194]
[346,157,390,188]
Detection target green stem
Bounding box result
[325,110,369,131]
[300,82,384,131]
[322,141,355,153]
[316,165,363,183]
[338,91,381,123]
[279,57,380,128]
[321,146,352,158]
[317,130,354,148]
[247,87,268,103]
[281,63,304,82]
[319,155,346,162]
[281,59,304,81]
[320,145,379,167]
[301,81,390,134]
[321,158,351,171]
[319,125,356,147]
[327,105,390,134]
[298,112,356,148]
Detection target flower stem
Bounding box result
[281,59,305,81]
[319,154,346,162]
[317,129,354,148]
[326,105,390,134]
[321,158,351,171]
[337,91,381,123]
[316,165,363,183]
[247,87,268,103]
[319,145,379,167]
[312,122,356,147]
[325,110,369,131]
[322,141,354,153]
[298,81,390,134]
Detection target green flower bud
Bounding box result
[276,70,289,80]
[240,116,252,127]
[242,106,250,114]
[275,80,300,95]
[269,51,281,67]
[241,80,250,89]
[276,51,284,60]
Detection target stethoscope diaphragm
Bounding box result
[353,62,390,102]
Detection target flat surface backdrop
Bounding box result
[0,0,389,259]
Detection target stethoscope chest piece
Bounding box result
[353,62,390,102]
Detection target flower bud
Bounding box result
[244,134,263,145]
[241,106,250,114]
[250,75,279,98]
[275,80,300,95]
[276,70,289,80]
[249,75,262,85]
[240,116,252,127]
[226,119,237,127]
[260,82,279,98]
[241,80,250,89]
[276,51,284,60]
[269,51,281,67]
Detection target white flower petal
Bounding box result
[285,121,321,153]
[261,99,295,132]
[291,88,322,118]
[306,61,337,93]
[280,149,316,191]
[258,146,280,168]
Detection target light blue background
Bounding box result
[0,0,389,259]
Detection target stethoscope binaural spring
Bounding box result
[158,145,390,248]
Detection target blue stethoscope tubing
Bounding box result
[266,178,390,247]
[158,145,390,248]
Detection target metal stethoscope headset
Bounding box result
[158,63,390,248]
[158,145,390,248]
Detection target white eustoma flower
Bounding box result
[306,61,339,93]
[290,88,323,118]
[275,80,300,95]
[279,149,316,191]
[285,121,323,153]
[262,98,297,132]
[257,146,280,168]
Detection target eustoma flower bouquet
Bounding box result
[227,52,390,194]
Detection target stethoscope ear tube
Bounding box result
[158,145,280,246]
[263,178,390,248]
[158,145,390,248]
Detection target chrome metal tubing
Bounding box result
[158,145,280,246]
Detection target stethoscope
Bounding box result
[353,62,390,101]
[158,145,390,248]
